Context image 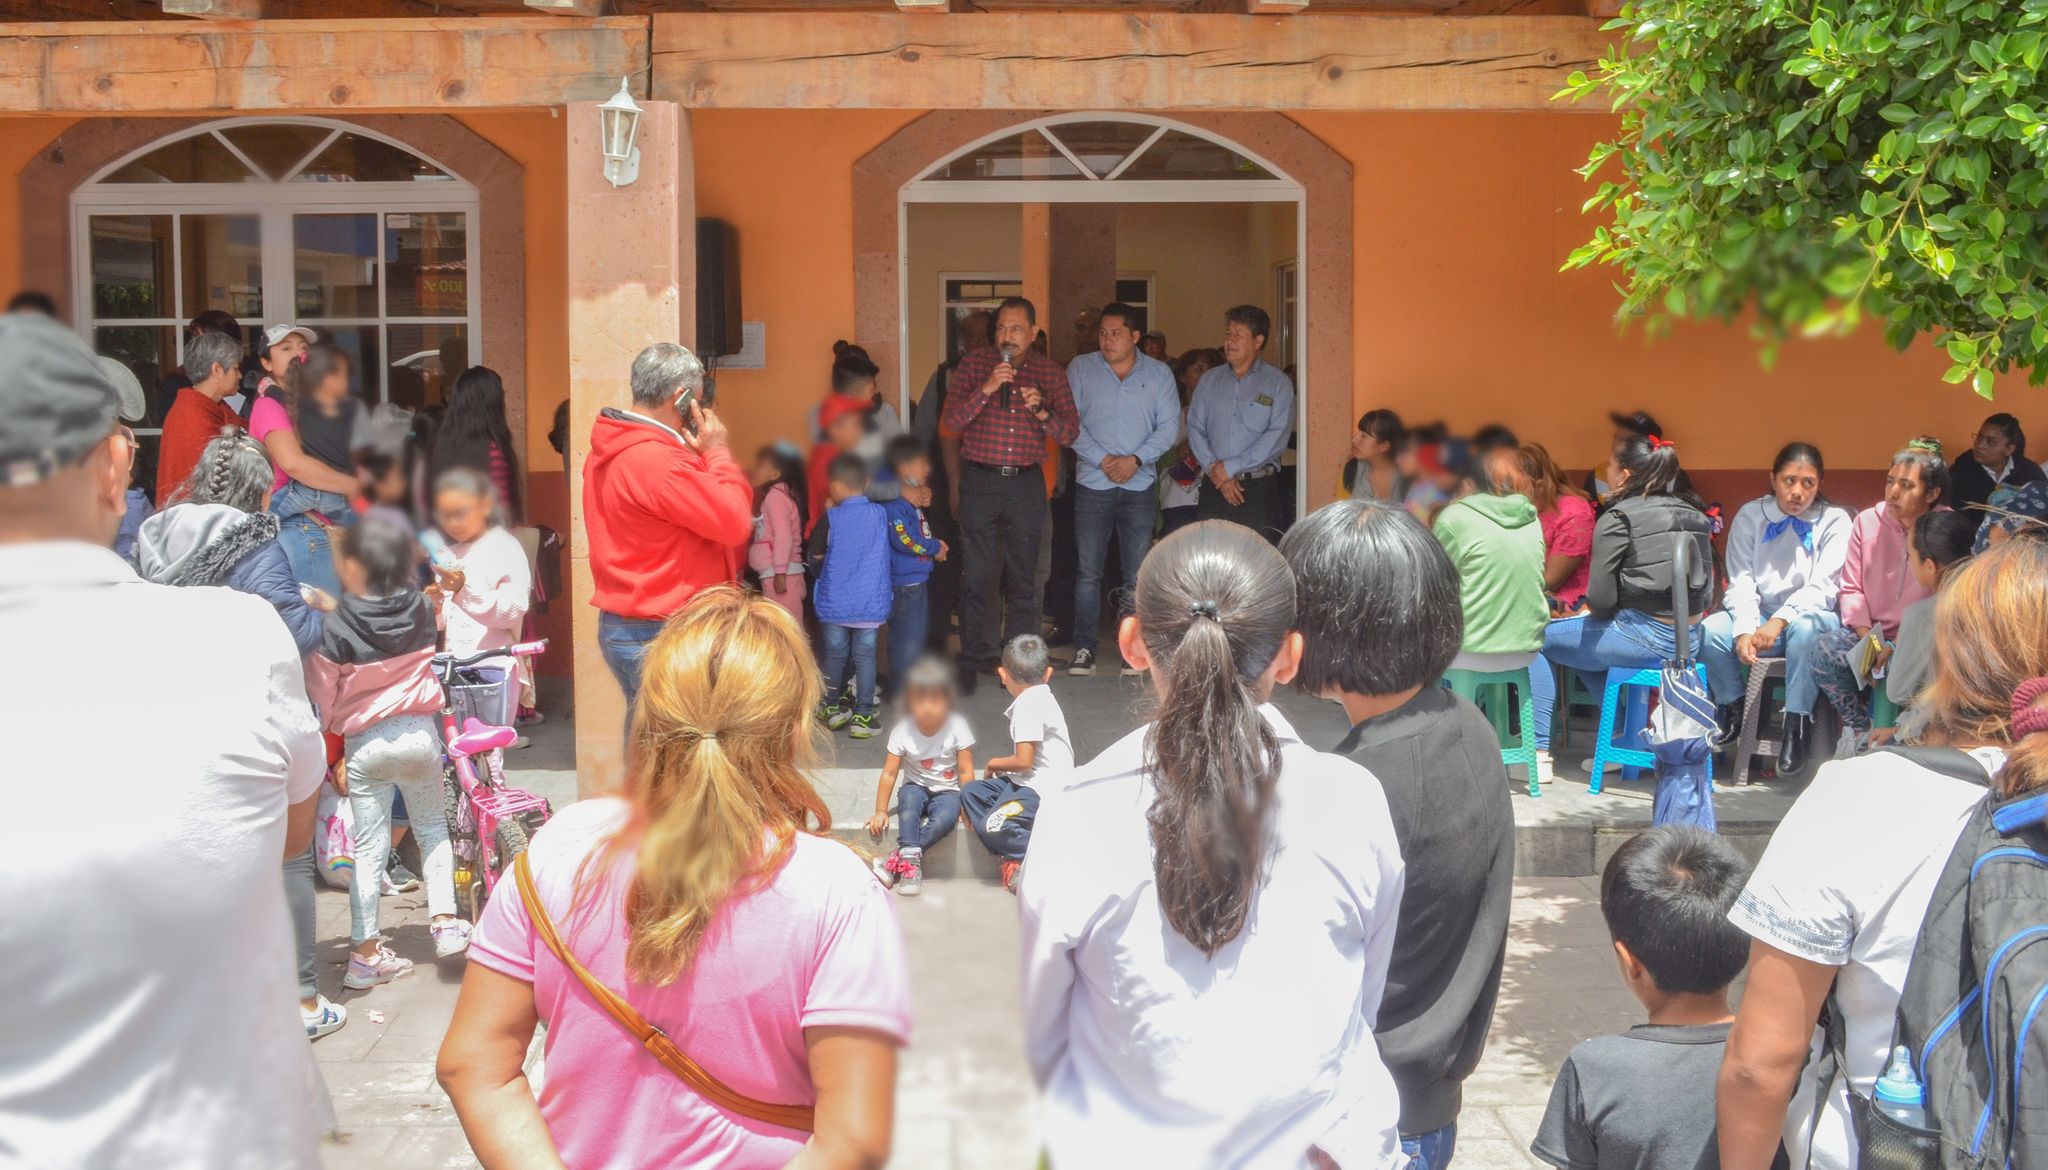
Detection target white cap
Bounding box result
[259,324,318,355]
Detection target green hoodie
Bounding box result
[1435,492,1548,655]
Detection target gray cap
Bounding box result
[0,312,120,487]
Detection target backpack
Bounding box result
[1818,745,2048,1169]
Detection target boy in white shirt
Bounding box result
[961,634,1073,892]
[867,657,975,897]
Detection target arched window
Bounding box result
[903,115,1300,203]
[73,117,480,435]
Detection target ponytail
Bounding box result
[1608,433,1706,513]
[1137,521,1296,956]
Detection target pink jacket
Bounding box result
[1839,502,1940,638]
[748,482,802,578]
[305,648,442,738]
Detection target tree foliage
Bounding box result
[1560,0,2048,397]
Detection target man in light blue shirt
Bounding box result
[1187,303,1294,543]
[1063,301,1180,675]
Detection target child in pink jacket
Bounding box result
[750,443,808,621]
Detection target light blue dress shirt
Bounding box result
[1066,351,1182,493]
[1186,358,1295,478]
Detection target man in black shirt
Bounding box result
[1281,499,1516,1170]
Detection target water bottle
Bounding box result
[1873,1044,1930,1131]
[418,529,458,572]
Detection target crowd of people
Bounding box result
[7,289,2048,1170]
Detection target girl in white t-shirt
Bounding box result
[1718,535,2048,1170]
[866,657,974,898]
[426,468,532,742]
[1019,520,1409,1170]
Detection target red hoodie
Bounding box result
[583,409,755,620]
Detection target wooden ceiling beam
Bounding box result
[525,0,608,14]
[161,0,266,15]
[1245,0,1309,13]
[652,11,1608,110]
[0,17,648,112]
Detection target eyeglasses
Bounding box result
[111,425,137,468]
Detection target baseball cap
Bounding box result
[0,313,121,487]
[817,393,873,435]
[259,323,318,357]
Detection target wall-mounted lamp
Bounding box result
[598,78,643,188]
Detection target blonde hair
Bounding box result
[1917,538,2048,797]
[592,586,830,985]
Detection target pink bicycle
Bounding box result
[434,640,554,920]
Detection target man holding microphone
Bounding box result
[941,296,1079,693]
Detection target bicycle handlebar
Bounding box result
[432,640,549,670]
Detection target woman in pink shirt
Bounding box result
[1809,437,1950,755]
[438,587,911,1169]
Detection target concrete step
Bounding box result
[826,821,1007,882]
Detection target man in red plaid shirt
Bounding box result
[941,296,1080,691]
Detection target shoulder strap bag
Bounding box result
[513,851,817,1133]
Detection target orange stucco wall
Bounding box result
[0,116,77,298]
[691,110,922,459]
[1291,110,2002,475]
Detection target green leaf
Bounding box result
[1880,103,1918,123]
[1974,368,1996,398]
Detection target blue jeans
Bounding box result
[598,612,666,714]
[820,623,879,717]
[1541,610,1703,747]
[896,782,962,852]
[888,582,930,694]
[1700,608,1839,716]
[268,480,353,595]
[1401,1123,1457,1170]
[1073,484,1156,653]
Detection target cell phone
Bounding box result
[674,385,700,435]
[417,529,458,571]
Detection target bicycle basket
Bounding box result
[449,664,515,730]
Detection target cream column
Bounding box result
[566,99,695,797]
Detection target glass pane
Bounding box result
[180,215,263,321]
[93,325,176,427]
[386,323,469,410]
[90,216,172,319]
[1114,278,1150,304]
[293,133,451,184]
[102,132,255,184]
[1044,121,1160,178]
[1116,130,1278,181]
[294,214,378,318]
[218,123,334,181]
[302,324,384,406]
[930,130,1083,181]
[384,212,468,318]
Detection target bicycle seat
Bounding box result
[450,718,518,757]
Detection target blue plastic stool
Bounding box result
[1588,664,1715,794]
[1443,666,1542,798]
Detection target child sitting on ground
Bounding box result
[961,634,1073,893]
[808,453,892,739]
[303,516,469,993]
[1533,825,1780,1170]
[880,435,947,699]
[866,656,975,897]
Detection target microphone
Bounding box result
[998,344,1017,409]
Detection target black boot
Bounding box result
[1713,701,1746,750]
[1776,713,1811,775]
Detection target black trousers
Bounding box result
[957,463,1048,669]
[1196,474,1285,545]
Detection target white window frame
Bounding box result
[71,116,481,427]
[1113,273,1156,334]
[938,271,1023,363]
[899,113,1307,518]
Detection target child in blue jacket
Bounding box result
[880,435,947,699]
[809,452,894,738]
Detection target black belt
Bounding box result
[966,459,1041,477]
[1236,463,1280,482]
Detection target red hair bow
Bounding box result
[1649,435,1674,451]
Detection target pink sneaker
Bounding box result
[343,945,415,990]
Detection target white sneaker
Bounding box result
[432,919,473,959]
[343,945,415,990]
[1534,750,1555,786]
[1834,728,1867,760]
[302,995,347,1040]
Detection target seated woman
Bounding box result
[1810,438,1949,759]
[1541,435,1714,731]
[249,342,365,594]
[1338,408,1408,503]
[1508,444,1597,769]
[1435,452,1548,678]
[1700,442,1852,774]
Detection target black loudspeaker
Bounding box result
[696,218,742,358]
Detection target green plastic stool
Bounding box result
[1871,689,1901,729]
[1444,665,1542,797]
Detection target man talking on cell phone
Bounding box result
[583,342,755,712]
[940,296,1080,694]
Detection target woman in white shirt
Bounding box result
[1019,519,1408,1170]
[1716,535,2048,1170]
[1701,442,1852,775]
